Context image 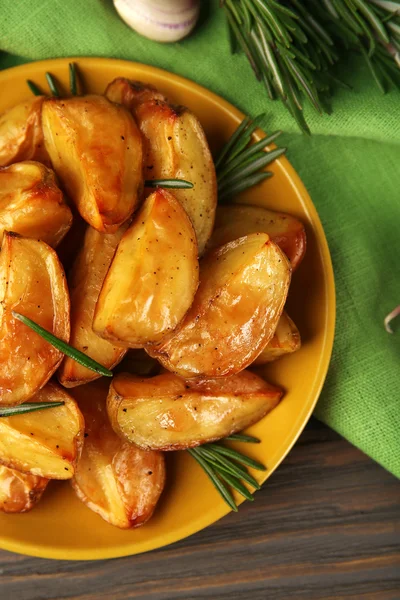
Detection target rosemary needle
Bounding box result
[0,402,65,418]
[69,62,78,95]
[188,448,238,511]
[26,80,42,96]
[12,312,113,378]
[45,72,61,97]
[145,179,194,189]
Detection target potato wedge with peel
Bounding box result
[108,371,283,451]
[42,95,143,232]
[105,78,217,254]
[0,161,72,247]
[253,312,301,365]
[0,232,70,406]
[0,382,84,479]
[0,96,49,167]
[209,205,306,271]
[147,233,291,379]
[0,465,48,513]
[58,225,128,388]
[93,189,199,348]
[71,380,165,529]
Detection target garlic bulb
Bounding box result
[114,0,200,43]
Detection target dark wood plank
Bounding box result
[1,419,399,600]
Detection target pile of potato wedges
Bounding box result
[0,77,305,527]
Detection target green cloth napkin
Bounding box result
[1,1,399,477]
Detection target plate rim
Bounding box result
[0,56,336,560]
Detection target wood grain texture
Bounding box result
[0,418,399,600]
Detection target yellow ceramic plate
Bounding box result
[0,58,335,560]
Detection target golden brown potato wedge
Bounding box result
[147,233,291,379]
[105,78,216,254]
[93,189,199,348]
[0,232,70,406]
[108,371,282,450]
[0,382,84,479]
[0,161,72,247]
[0,465,48,513]
[71,380,165,529]
[0,96,49,167]
[253,312,301,365]
[58,225,128,388]
[209,205,306,270]
[42,95,143,232]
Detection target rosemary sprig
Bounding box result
[216,113,286,201]
[145,179,194,189]
[0,402,65,418]
[189,435,266,511]
[12,312,113,378]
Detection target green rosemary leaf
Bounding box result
[188,448,238,511]
[26,80,42,96]
[359,43,387,92]
[145,179,194,189]
[45,72,61,97]
[195,447,261,489]
[69,62,78,95]
[12,312,113,378]
[0,401,65,418]
[218,130,283,179]
[219,147,286,190]
[218,172,273,201]
[352,0,390,42]
[215,116,252,170]
[225,434,261,443]
[212,466,255,501]
[208,444,267,471]
[225,8,262,79]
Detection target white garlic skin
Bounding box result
[114,0,200,43]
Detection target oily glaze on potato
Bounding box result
[0,233,70,406]
[94,189,199,348]
[253,312,301,365]
[108,371,282,450]
[0,161,72,247]
[58,225,128,388]
[209,205,306,270]
[42,95,143,232]
[0,382,84,479]
[147,233,291,379]
[0,465,48,513]
[71,380,165,529]
[106,78,217,254]
[0,96,49,167]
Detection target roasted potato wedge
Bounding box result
[253,311,301,365]
[108,371,282,450]
[147,233,291,378]
[0,161,72,247]
[209,205,306,271]
[0,382,84,479]
[42,95,143,232]
[105,78,216,254]
[0,232,70,406]
[58,225,128,388]
[0,96,49,167]
[71,380,165,529]
[0,465,48,513]
[93,189,199,347]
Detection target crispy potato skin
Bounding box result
[0,465,48,513]
[209,205,306,271]
[71,380,165,529]
[58,225,128,387]
[147,233,291,379]
[253,311,301,365]
[0,96,49,167]
[42,95,143,232]
[93,189,199,348]
[0,382,84,479]
[0,233,70,406]
[0,161,72,247]
[105,78,217,254]
[108,371,283,450]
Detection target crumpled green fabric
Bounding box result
[0,0,399,476]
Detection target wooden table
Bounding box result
[1,419,399,600]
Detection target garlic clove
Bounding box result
[114,0,200,43]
